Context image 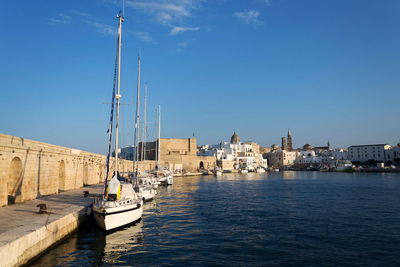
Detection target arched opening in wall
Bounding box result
[59,160,66,192]
[7,157,23,205]
[199,161,204,169]
[83,163,89,185]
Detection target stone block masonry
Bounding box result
[0,133,140,207]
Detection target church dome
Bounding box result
[303,144,313,150]
[230,132,240,144]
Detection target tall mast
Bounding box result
[157,105,161,167]
[141,83,148,161]
[155,106,158,168]
[133,55,141,167]
[114,13,124,175]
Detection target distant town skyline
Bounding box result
[1,0,399,154]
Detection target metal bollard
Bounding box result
[37,203,48,214]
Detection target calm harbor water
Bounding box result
[32,172,400,266]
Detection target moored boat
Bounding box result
[213,167,223,176]
[135,172,157,201]
[255,167,266,173]
[239,168,248,173]
[93,174,143,231]
[93,12,143,231]
[332,160,354,172]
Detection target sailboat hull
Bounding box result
[140,187,156,201]
[93,203,143,231]
[166,175,173,185]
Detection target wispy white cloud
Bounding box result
[178,41,188,47]
[126,0,196,24]
[127,1,190,24]
[89,21,116,36]
[135,31,155,43]
[234,10,262,24]
[126,0,203,35]
[69,9,91,17]
[48,10,117,37]
[170,26,200,35]
[47,18,69,24]
[47,13,71,24]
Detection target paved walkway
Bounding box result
[0,184,103,259]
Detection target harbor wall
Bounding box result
[0,184,103,267]
[0,134,154,207]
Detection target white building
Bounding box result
[295,150,322,165]
[348,144,392,163]
[386,144,400,165]
[198,132,267,170]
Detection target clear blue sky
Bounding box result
[1,0,399,154]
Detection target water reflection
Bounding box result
[31,172,400,266]
[102,221,144,265]
[282,170,296,179]
[213,172,268,181]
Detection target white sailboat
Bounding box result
[93,12,143,231]
[153,105,174,185]
[213,167,223,176]
[133,55,157,201]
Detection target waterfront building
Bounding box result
[294,148,348,167]
[199,132,267,171]
[287,130,293,151]
[385,143,400,166]
[348,144,392,163]
[319,149,348,162]
[197,145,217,157]
[281,137,287,151]
[295,150,322,165]
[313,142,330,154]
[392,144,400,165]
[120,138,216,172]
[268,150,298,168]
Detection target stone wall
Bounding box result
[197,156,217,170]
[0,134,140,207]
[160,139,215,172]
[161,138,197,156]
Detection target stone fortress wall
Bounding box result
[0,133,155,207]
[160,138,216,171]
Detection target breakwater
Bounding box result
[0,184,103,267]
